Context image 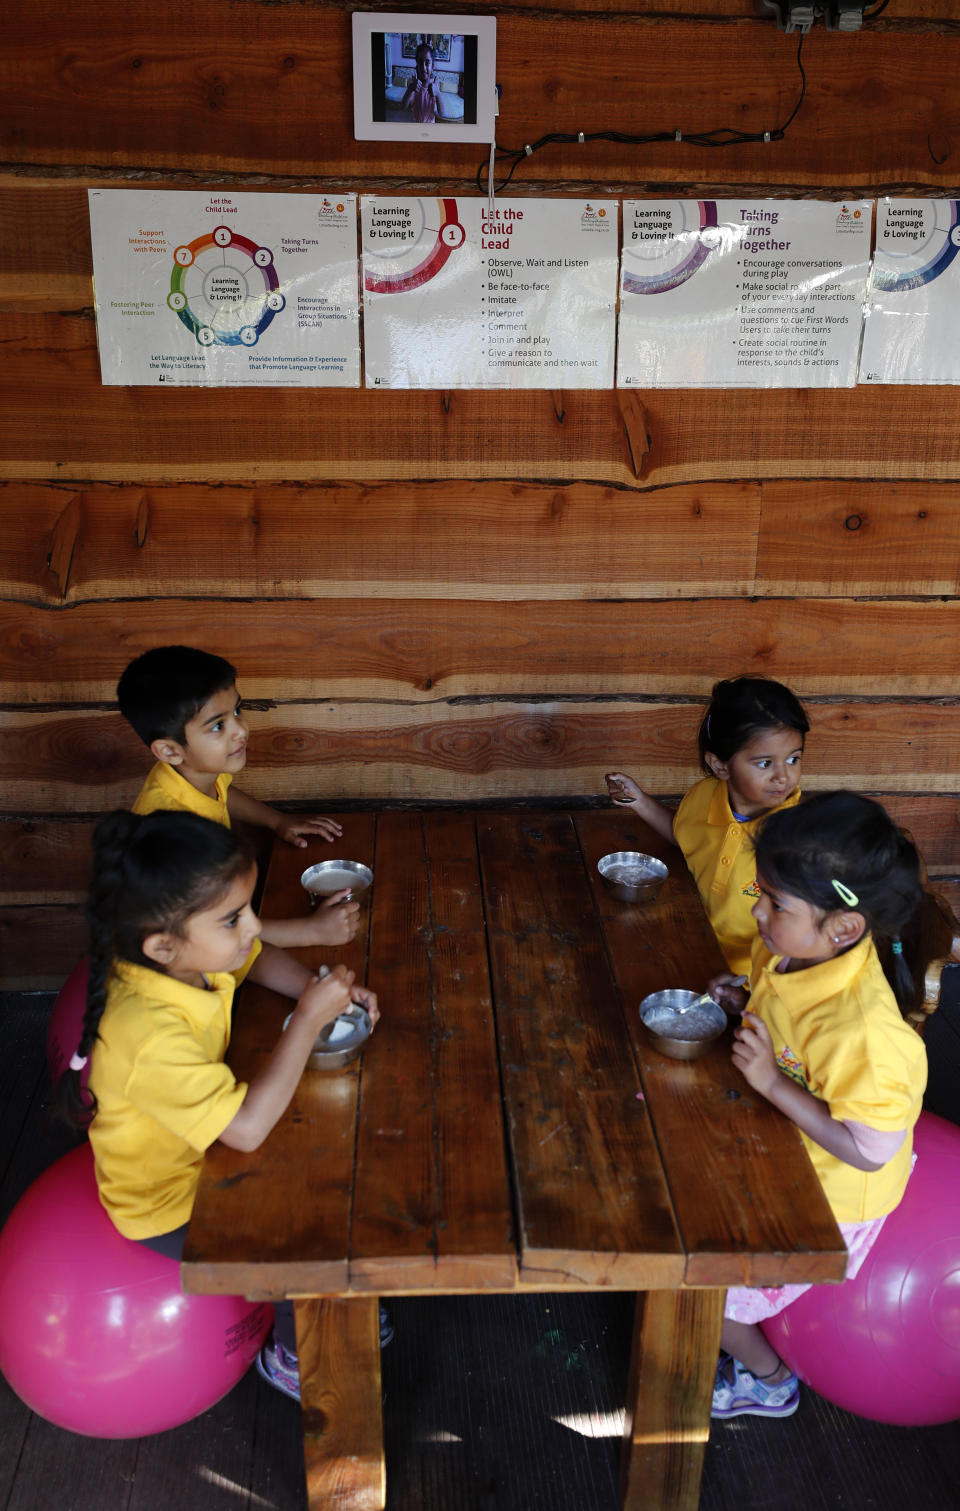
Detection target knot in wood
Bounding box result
[844,514,863,532]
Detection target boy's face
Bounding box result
[416,48,433,81]
[156,683,249,783]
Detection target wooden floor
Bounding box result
[1,988,959,1511]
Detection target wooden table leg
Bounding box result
[296,1296,385,1511]
[619,1288,725,1511]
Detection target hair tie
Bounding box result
[831,878,859,906]
[891,938,903,956]
[69,1051,88,1071]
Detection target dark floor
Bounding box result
[1,988,959,1511]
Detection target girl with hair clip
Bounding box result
[58,809,379,1404]
[607,676,810,976]
[706,790,926,1421]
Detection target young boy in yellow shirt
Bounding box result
[117,644,359,949]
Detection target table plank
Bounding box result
[478,811,685,1289]
[350,811,516,1290]
[182,815,376,1299]
[574,810,848,1288]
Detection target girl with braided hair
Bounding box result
[58,809,379,1402]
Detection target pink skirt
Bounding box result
[724,1211,887,1324]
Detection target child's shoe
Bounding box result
[256,1334,301,1403]
[711,1356,799,1420]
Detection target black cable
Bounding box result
[477,34,806,197]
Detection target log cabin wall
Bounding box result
[2,0,960,985]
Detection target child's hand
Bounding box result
[605,771,642,806]
[731,1011,780,1097]
[296,965,356,1032]
[276,814,343,847]
[707,972,749,1014]
[301,891,361,945]
[347,982,380,1028]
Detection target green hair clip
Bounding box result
[831,878,859,907]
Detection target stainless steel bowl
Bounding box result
[597,850,668,903]
[638,988,727,1061]
[283,1005,373,1071]
[300,859,373,904]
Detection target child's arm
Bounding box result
[219,966,358,1152]
[226,784,342,846]
[258,892,361,950]
[604,772,675,844]
[733,1013,888,1173]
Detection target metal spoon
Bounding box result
[678,976,748,1013]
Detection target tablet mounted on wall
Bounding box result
[352,13,497,144]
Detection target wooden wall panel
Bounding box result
[3,597,960,702]
[6,339,960,483]
[0,481,758,604]
[3,13,958,189]
[2,701,958,814]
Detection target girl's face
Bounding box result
[751,874,836,966]
[160,863,261,986]
[708,724,803,818]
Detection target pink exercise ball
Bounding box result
[0,1143,272,1437]
[763,1110,960,1425]
[46,957,89,1089]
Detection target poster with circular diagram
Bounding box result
[88,189,360,386]
[859,199,960,384]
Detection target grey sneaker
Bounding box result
[256,1334,300,1403]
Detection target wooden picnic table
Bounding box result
[182,807,847,1511]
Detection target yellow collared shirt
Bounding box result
[132,761,232,827]
[88,954,255,1239]
[673,775,801,976]
[749,935,927,1223]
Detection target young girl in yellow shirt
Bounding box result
[58,809,380,1404]
[707,791,926,1420]
[606,675,809,976]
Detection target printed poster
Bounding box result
[617,199,872,389]
[361,196,618,388]
[88,189,360,386]
[859,199,960,384]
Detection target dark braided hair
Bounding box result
[753,791,922,1009]
[698,676,809,769]
[58,810,253,1127]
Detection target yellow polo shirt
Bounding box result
[132,761,232,828]
[748,936,926,1223]
[88,953,257,1239]
[673,775,802,976]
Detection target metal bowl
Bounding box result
[597,850,668,903]
[300,859,373,904]
[283,1005,373,1071]
[638,989,727,1061]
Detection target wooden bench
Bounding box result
[182,807,848,1511]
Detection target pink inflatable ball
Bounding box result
[763,1110,960,1426]
[46,957,89,1089]
[0,1143,272,1438]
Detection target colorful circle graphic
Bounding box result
[872,201,960,292]
[622,201,720,295]
[168,227,284,346]
[364,199,464,294]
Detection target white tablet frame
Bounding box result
[352,13,497,144]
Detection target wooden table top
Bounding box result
[182,807,847,1302]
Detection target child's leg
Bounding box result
[721,1319,792,1384]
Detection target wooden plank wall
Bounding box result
[2,0,960,984]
